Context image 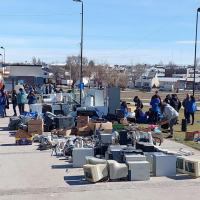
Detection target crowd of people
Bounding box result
[0,86,37,118]
[0,80,66,118]
[121,91,197,138]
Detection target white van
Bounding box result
[159,85,173,92]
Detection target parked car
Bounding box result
[159,85,173,92]
[140,86,152,92]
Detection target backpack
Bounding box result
[12,94,17,102]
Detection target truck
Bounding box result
[159,85,173,92]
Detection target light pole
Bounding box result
[0,54,2,63]
[73,0,83,105]
[1,47,5,64]
[1,47,5,76]
[193,8,200,96]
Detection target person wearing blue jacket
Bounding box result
[186,95,197,125]
[17,88,26,115]
[0,91,6,117]
[120,101,129,118]
[27,90,36,112]
[147,94,160,125]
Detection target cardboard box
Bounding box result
[77,116,89,128]
[77,130,91,136]
[15,129,32,138]
[88,121,113,131]
[28,125,44,135]
[78,126,91,132]
[88,121,113,135]
[71,128,77,136]
[185,131,195,141]
[152,133,164,143]
[28,119,44,125]
[59,129,72,136]
[128,106,136,112]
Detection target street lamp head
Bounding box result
[73,0,82,2]
[198,7,200,12]
[1,47,4,49]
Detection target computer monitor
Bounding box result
[85,156,107,165]
[176,156,185,174]
[83,164,108,183]
[184,158,200,177]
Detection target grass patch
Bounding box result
[140,106,200,150]
[122,99,150,104]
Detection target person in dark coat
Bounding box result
[164,94,171,104]
[133,96,143,109]
[182,94,190,123]
[151,90,161,101]
[11,90,18,116]
[170,94,181,112]
[4,91,9,117]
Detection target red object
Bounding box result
[147,125,156,130]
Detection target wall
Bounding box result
[10,65,43,77]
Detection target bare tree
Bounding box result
[130,64,147,87]
[118,73,128,89]
[95,64,107,85]
[196,58,200,69]
[32,57,36,65]
[37,58,42,65]
[65,55,88,88]
[84,60,95,88]
[166,61,178,69]
[50,65,64,84]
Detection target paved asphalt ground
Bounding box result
[1,105,200,200]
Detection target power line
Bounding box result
[105,0,200,58]
[0,13,79,17]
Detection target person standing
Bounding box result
[151,90,161,101]
[147,94,160,124]
[17,88,26,115]
[133,96,143,109]
[11,90,18,116]
[46,84,49,94]
[4,91,9,117]
[158,102,179,138]
[27,90,36,112]
[49,83,53,94]
[164,94,171,104]
[186,95,197,125]
[182,94,190,123]
[170,94,181,112]
[0,91,6,118]
[0,81,5,92]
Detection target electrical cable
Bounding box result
[104,0,200,58]
[0,13,79,17]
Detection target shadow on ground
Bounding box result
[0,143,15,146]
[64,175,92,186]
[0,127,9,131]
[167,174,195,180]
[51,164,73,169]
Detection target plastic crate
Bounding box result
[113,124,125,132]
[15,137,33,145]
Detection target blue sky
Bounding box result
[1,0,200,65]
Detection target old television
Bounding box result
[83,164,108,183]
[176,156,185,174]
[85,156,107,165]
[184,158,200,177]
